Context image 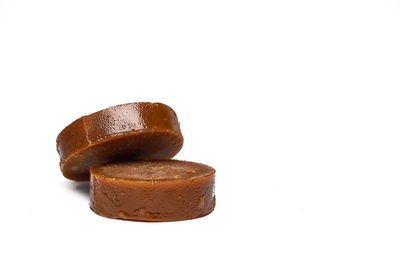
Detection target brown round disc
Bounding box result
[56,103,183,181]
[89,160,216,222]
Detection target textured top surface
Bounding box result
[91,160,215,181]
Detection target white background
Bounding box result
[1,0,400,266]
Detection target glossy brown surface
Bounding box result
[57,103,183,181]
[90,160,216,222]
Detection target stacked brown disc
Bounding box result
[56,102,215,222]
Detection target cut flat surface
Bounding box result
[90,160,216,222]
[56,102,183,181]
[92,160,215,181]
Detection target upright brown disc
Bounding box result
[56,103,183,181]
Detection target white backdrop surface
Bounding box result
[1,1,400,266]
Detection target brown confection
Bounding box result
[56,102,183,181]
[90,160,216,222]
